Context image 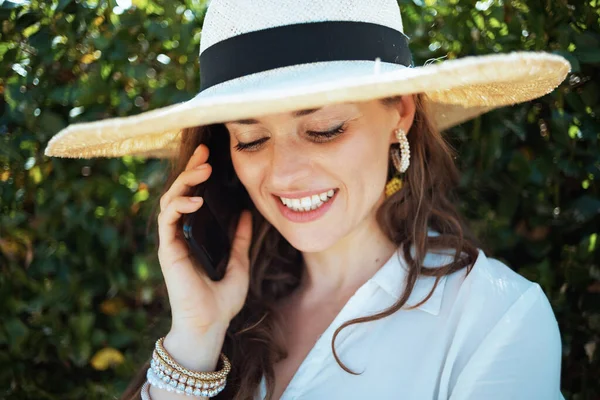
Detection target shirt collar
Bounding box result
[370,228,455,316]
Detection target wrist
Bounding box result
[163,324,228,372]
[170,320,230,337]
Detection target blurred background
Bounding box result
[0,0,599,399]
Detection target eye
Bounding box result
[306,122,346,143]
[233,122,347,152]
[233,137,268,152]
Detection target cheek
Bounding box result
[231,153,265,198]
[331,130,389,188]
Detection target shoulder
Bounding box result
[440,250,564,398]
[423,230,549,319]
[440,248,561,355]
[443,248,545,313]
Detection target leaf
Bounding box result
[566,196,600,223]
[573,32,600,50]
[38,111,67,136]
[0,1,23,9]
[90,347,125,371]
[4,318,28,352]
[81,53,96,64]
[99,297,126,316]
[574,49,600,64]
[580,82,599,107]
[73,341,93,367]
[56,0,74,12]
[549,110,572,146]
[15,11,39,31]
[69,313,95,339]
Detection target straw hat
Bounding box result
[44,0,571,159]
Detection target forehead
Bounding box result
[226,102,359,126]
[227,107,322,125]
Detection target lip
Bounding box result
[274,189,338,223]
[272,188,337,199]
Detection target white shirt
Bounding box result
[257,235,564,399]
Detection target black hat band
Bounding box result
[199,20,413,92]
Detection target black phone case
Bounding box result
[182,216,223,281]
[182,165,250,281]
[182,181,233,281]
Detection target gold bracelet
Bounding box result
[154,336,231,380]
[152,350,226,387]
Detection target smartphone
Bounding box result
[182,127,251,281]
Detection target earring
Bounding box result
[385,128,410,198]
[391,128,410,173]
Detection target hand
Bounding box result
[157,144,253,335]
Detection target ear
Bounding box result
[388,94,417,145]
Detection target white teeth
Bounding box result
[278,189,336,212]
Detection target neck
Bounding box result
[297,205,397,301]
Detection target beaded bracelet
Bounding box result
[146,366,226,397]
[141,380,151,400]
[150,351,226,391]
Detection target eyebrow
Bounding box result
[228,107,322,125]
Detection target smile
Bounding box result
[273,189,339,223]
[278,189,335,212]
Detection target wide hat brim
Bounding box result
[44,51,570,159]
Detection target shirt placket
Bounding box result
[281,280,379,399]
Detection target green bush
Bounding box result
[1,0,598,399]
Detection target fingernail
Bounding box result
[195,164,208,170]
[189,196,203,202]
[193,145,203,155]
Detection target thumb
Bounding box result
[223,210,253,281]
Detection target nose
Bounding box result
[268,140,314,189]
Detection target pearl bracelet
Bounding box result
[146,366,226,397]
[141,380,151,400]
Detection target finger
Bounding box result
[220,210,253,286]
[160,165,212,212]
[185,144,210,171]
[157,196,204,250]
[159,144,209,212]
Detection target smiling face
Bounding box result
[224,97,415,253]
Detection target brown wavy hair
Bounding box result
[121,93,483,400]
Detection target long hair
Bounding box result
[121,93,482,399]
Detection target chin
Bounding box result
[278,226,343,253]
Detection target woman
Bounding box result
[44,0,570,399]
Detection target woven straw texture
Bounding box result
[43,0,570,159]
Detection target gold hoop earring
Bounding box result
[385,128,410,198]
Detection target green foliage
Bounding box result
[400,0,600,398]
[0,0,598,399]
